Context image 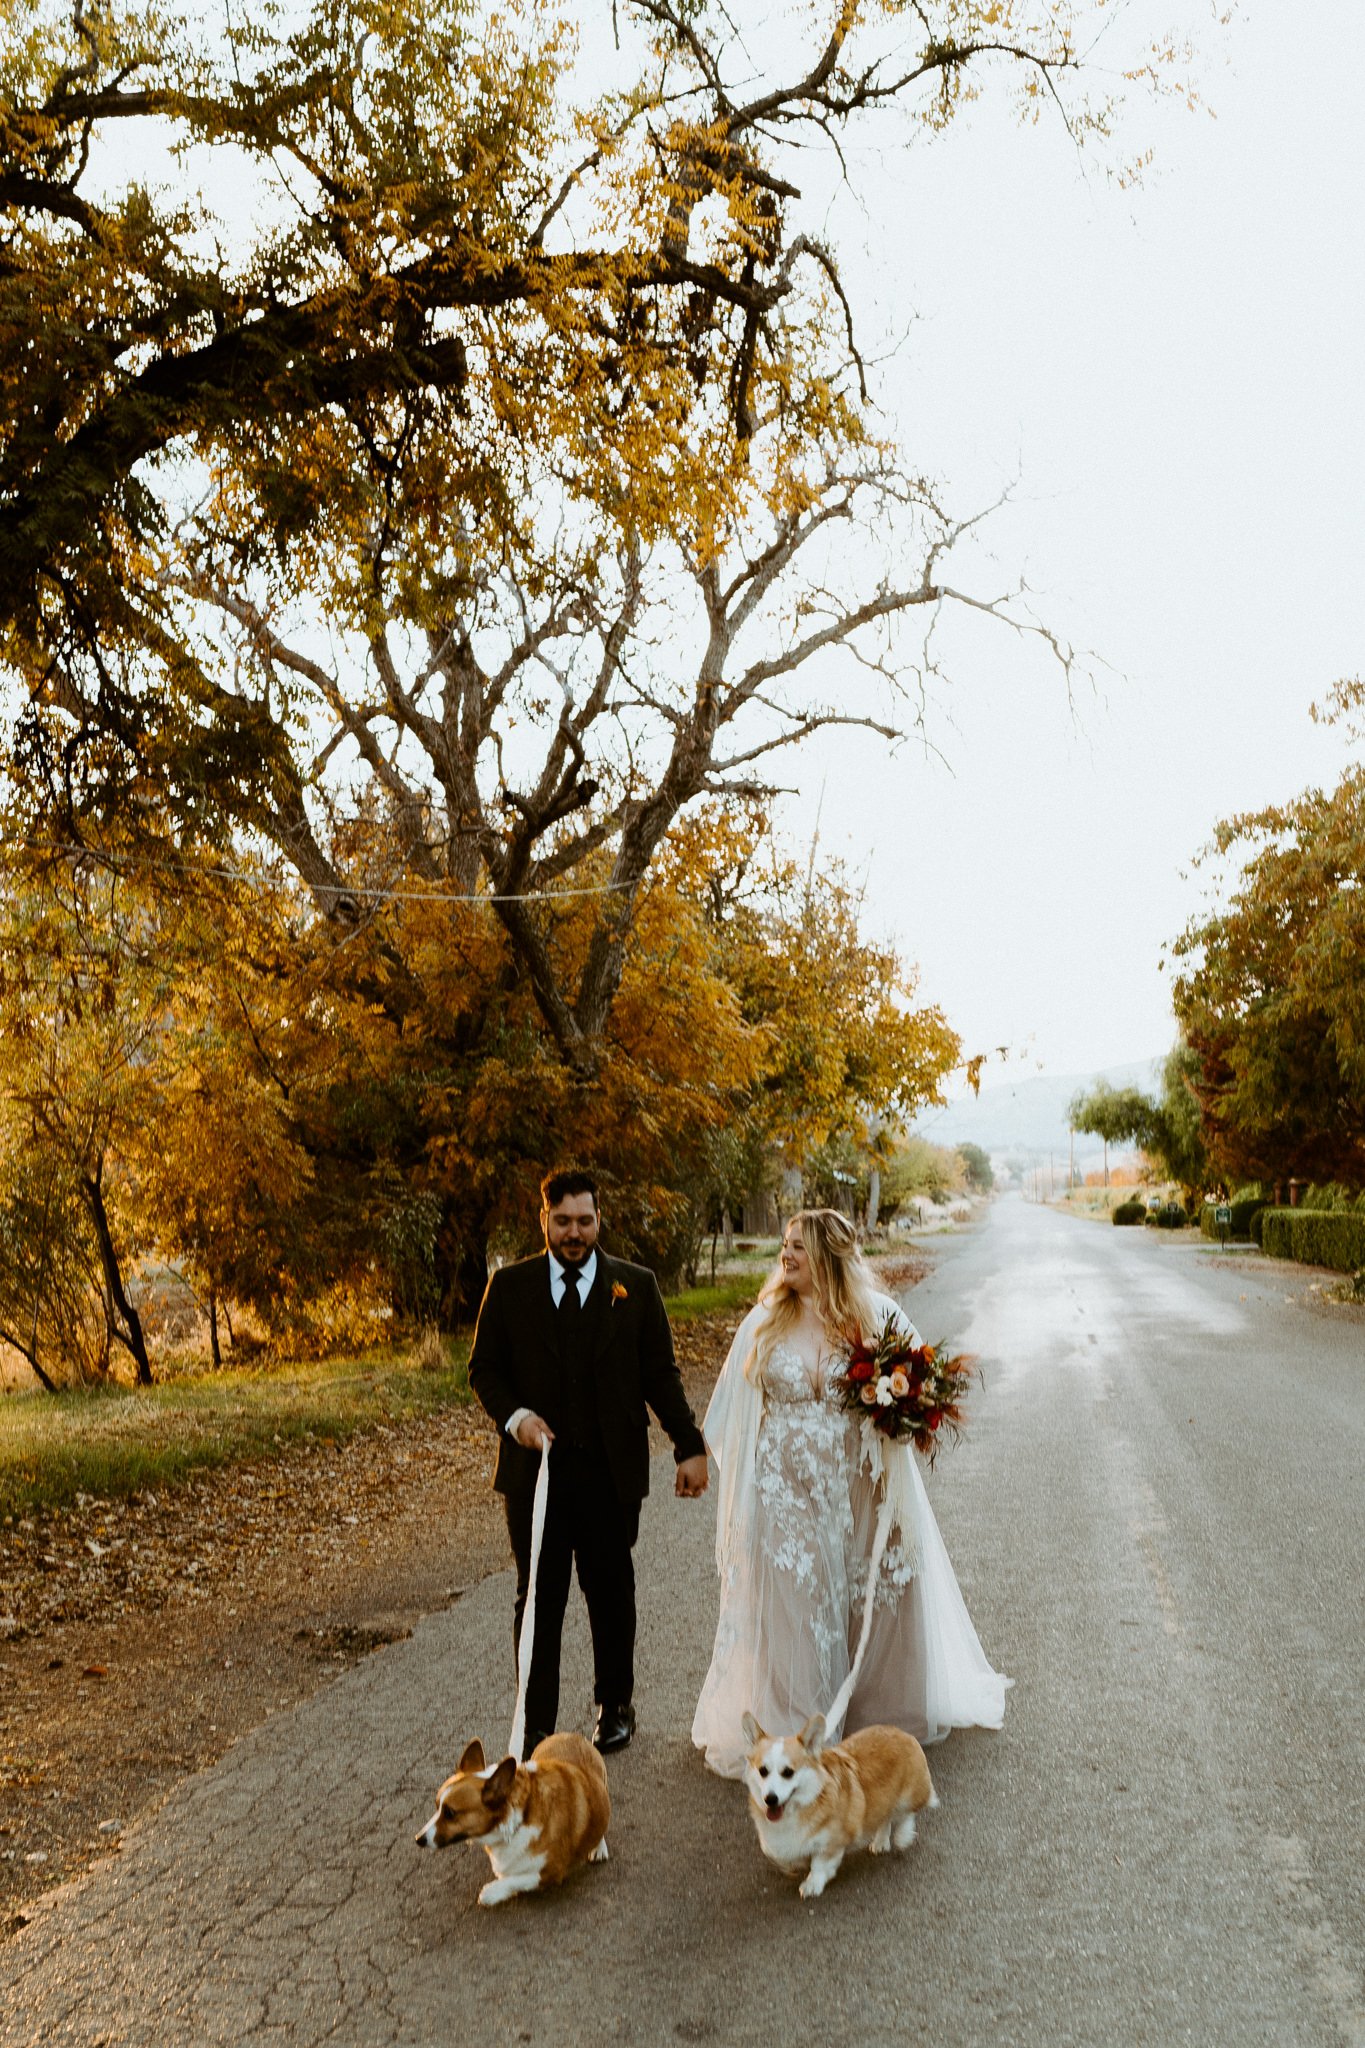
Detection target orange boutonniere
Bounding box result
[611,1281,628,1306]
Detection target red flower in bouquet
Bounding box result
[830,1313,976,1466]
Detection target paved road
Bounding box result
[2,1197,1363,2047]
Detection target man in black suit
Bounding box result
[468,1168,709,1753]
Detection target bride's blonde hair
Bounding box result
[744,1209,883,1388]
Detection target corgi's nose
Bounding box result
[764,1793,780,1812]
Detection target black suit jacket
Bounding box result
[467,1250,705,1506]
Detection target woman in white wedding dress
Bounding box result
[692,1209,1010,1779]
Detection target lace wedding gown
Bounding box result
[691,1297,1010,1780]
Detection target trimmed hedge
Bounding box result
[1155,1202,1187,1229]
[1200,1197,1266,1242]
[1259,1209,1365,1274]
[1112,1200,1145,1226]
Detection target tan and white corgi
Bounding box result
[741,1711,937,1900]
[416,1731,610,1907]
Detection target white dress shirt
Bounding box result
[506,1251,599,1437]
[548,1248,597,1307]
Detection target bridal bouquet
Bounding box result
[831,1312,975,1466]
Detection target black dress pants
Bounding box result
[505,1443,641,1734]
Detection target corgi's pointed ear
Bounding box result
[457,1738,485,1773]
[741,1711,763,1747]
[482,1756,517,1804]
[799,1714,827,1755]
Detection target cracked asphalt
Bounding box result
[2,1195,1363,2047]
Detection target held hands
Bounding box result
[675,1454,709,1499]
[514,1413,555,1452]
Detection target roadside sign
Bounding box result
[1214,1204,1231,1226]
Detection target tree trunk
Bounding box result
[82,1169,153,1385]
[209,1287,222,1370]
[3,1329,59,1393]
[443,1238,491,1326]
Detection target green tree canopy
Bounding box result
[1171,685,1365,1190]
[1068,1055,1209,1210]
[957,1142,994,1193]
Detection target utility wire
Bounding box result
[7,840,636,908]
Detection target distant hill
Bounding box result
[909,1057,1164,1162]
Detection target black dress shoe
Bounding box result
[592,1702,636,1753]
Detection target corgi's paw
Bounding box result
[478,1877,535,1907]
[798,1855,839,1900]
[590,1838,610,1863]
[892,1812,918,1851]
[870,1821,894,1854]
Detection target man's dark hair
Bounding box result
[540,1167,600,1211]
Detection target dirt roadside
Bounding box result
[0,1254,933,1939]
[0,1312,749,1939]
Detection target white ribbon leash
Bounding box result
[824,1490,894,1734]
[824,1428,921,1735]
[507,1440,551,1764]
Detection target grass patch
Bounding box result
[1052,1186,1161,1223]
[664,1275,763,1323]
[0,1340,471,1522]
[3,1263,770,1521]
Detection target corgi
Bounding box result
[415,1731,610,1907]
[741,1711,937,1900]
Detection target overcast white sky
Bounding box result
[761,0,1365,1088]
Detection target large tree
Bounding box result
[1170,686,1365,1191]
[3,2,1193,1057]
[2,0,1144,601]
[1067,1050,1209,1210]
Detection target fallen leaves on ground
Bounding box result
[0,1309,741,1935]
[0,1274,924,1937]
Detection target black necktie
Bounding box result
[560,1267,580,1317]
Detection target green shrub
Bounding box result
[1260,1210,1291,1258]
[1260,1209,1365,1273]
[1155,1202,1187,1229]
[1200,1197,1265,1242]
[1112,1200,1145,1225]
